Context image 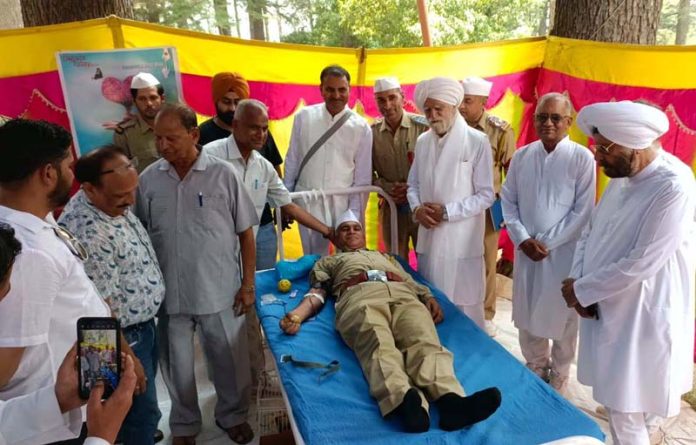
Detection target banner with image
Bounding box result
[57,47,181,156]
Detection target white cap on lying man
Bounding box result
[413,77,464,111]
[461,77,493,97]
[374,77,401,93]
[576,100,669,149]
[336,209,361,228]
[130,72,160,89]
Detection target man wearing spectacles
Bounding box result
[0,119,115,442]
[135,103,258,445]
[501,93,596,396]
[563,101,695,445]
[58,145,166,444]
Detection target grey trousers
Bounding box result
[159,307,251,436]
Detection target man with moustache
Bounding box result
[563,101,695,445]
[59,146,166,444]
[136,103,258,445]
[113,72,165,172]
[371,77,428,258]
[284,65,373,256]
[459,77,517,337]
[501,93,595,395]
[199,72,285,270]
[406,77,495,329]
[0,119,135,443]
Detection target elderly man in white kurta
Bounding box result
[407,77,495,329]
[284,65,373,256]
[501,93,595,395]
[562,101,695,445]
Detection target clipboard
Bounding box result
[489,197,504,231]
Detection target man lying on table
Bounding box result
[280,210,502,433]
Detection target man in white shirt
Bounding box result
[0,204,136,445]
[407,77,495,329]
[283,65,373,256]
[501,93,595,395]
[563,101,696,445]
[0,119,140,419]
[204,99,332,389]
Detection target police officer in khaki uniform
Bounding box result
[459,77,516,337]
[371,77,428,258]
[113,72,164,173]
[280,210,502,433]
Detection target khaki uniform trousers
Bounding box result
[334,281,465,416]
[483,212,500,320]
[380,204,418,259]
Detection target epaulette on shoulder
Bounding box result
[371,117,384,128]
[487,114,510,131]
[114,118,136,134]
[410,114,429,127]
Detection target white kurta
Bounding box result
[571,151,696,417]
[283,103,373,225]
[501,137,596,339]
[407,115,494,306]
[204,136,292,236]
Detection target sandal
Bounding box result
[216,420,255,444]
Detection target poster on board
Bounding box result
[57,47,181,156]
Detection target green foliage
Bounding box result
[657,0,696,44]
[431,0,547,45]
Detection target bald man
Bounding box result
[59,145,166,444]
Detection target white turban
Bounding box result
[461,76,493,96]
[336,209,361,228]
[413,77,464,111]
[130,72,160,89]
[577,101,669,150]
[374,77,401,93]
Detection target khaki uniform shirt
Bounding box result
[372,112,429,195]
[468,111,516,193]
[113,114,159,173]
[310,249,432,302]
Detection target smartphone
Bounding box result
[77,317,121,400]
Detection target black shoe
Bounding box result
[154,429,164,443]
[392,388,430,433]
[436,387,502,431]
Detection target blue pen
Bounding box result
[198,192,203,207]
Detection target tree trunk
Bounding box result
[213,0,231,36]
[537,0,549,35]
[21,0,134,27]
[247,0,266,40]
[675,0,691,44]
[551,0,663,44]
[232,0,241,37]
[0,0,24,29]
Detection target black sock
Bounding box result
[392,388,430,433]
[436,387,502,431]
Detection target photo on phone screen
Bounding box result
[77,317,121,399]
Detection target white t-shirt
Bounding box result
[0,206,110,400]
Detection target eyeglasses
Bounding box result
[53,226,89,261]
[591,142,616,154]
[100,162,136,176]
[534,113,568,124]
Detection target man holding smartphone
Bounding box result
[60,145,166,444]
[0,119,146,444]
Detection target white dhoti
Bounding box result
[419,253,485,328]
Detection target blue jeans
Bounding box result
[120,319,161,444]
[256,222,278,270]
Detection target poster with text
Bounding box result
[57,47,181,156]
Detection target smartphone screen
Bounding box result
[77,317,121,399]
